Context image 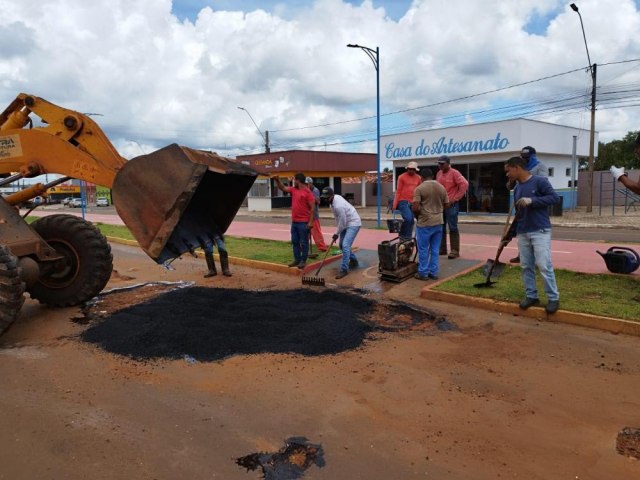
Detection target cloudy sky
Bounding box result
[1,0,639,161]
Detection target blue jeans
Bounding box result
[517,229,559,301]
[397,200,414,240]
[203,236,226,254]
[291,222,310,263]
[416,225,442,276]
[443,201,459,234]
[339,226,360,273]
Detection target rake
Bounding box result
[302,237,338,287]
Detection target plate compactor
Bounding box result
[378,219,418,282]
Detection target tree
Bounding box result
[596,130,639,170]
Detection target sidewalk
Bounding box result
[22,205,640,275]
[237,205,640,229]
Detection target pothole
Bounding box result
[78,286,454,362]
[236,437,324,480]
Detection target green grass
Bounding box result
[26,218,340,265]
[434,265,640,321]
[91,223,339,265]
[95,223,136,241]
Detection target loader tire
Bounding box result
[28,214,112,307]
[0,244,26,335]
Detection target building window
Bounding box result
[548,167,554,177]
[565,168,571,177]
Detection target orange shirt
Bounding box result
[393,172,422,209]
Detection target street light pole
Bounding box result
[570,3,596,213]
[347,43,381,228]
[238,106,270,153]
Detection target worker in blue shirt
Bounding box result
[503,156,561,314]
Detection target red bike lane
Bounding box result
[227,220,640,275]
[24,209,640,275]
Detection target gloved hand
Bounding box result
[332,233,339,242]
[610,165,626,181]
[516,197,532,208]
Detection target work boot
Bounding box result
[288,260,300,267]
[509,255,520,264]
[219,250,232,277]
[204,252,217,278]
[448,231,460,259]
[439,229,448,256]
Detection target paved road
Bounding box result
[233,214,640,243]
[23,206,640,275]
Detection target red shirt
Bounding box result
[436,168,469,203]
[286,186,315,222]
[393,172,422,209]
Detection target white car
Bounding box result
[69,198,85,208]
[96,197,109,207]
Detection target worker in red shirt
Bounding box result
[436,155,469,259]
[273,173,316,269]
[392,161,422,240]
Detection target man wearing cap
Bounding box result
[412,168,449,280]
[610,133,640,195]
[392,161,422,240]
[436,156,469,259]
[320,187,361,280]
[507,146,549,264]
[273,173,316,269]
[305,177,328,252]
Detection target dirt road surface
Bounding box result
[1,243,639,479]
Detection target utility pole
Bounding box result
[587,63,597,213]
[238,107,269,153]
[570,3,597,212]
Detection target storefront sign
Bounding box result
[384,133,510,160]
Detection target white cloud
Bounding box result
[0,0,638,161]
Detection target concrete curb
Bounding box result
[421,288,640,338]
[107,235,640,336]
[106,236,344,277]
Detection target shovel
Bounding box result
[307,230,318,259]
[474,203,516,288]
[302,237,338,287]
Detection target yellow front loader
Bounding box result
[0,93,257,334]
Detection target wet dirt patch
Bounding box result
[236,437,324,480]
[79,287,453,362]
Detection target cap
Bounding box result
[320,187,334,198]
[521,146,536,156]
[437,155,450,164]
[407,161,419,170]
[305,177,313,184]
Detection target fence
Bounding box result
[577,169,639,215]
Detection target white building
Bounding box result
[383,118,595,213]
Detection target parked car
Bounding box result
[62,197,74,206]
[69,198,85,208]
[96,197,109,207]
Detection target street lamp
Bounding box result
[238,106,270,153]
[347,43,381,228]
[570,3,597,213]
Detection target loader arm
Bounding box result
[0,93,125,186]
[0,93,258,264]
[0,92,257,335]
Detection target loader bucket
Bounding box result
[112,144,258,265]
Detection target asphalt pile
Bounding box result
[81,287,376,361]
[236,436,325,480]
